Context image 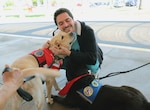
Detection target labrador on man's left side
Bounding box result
[6,31,76,110]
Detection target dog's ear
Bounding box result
[47,40,51,48]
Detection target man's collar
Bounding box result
[75,21,81,36]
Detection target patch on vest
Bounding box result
[76,79,102,104]
[34,49,44,57]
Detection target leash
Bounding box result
[97,62,150,80]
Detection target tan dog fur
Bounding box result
[2,65,60,110]
[9,31,75,110]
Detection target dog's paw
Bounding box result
[46,97,54,104]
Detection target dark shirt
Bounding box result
[62,21,103,81]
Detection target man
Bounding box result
[43,8,103,81]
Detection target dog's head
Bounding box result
[47,31,76,58]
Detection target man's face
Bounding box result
[56,12,75,33]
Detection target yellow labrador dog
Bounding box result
[9,31,75,110]
[2,65,60,110]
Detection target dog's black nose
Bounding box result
[2,67,12,75]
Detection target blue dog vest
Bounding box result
[76,79,102,104]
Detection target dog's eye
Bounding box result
[61,36,64,40]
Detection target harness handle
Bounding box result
[97,62,150,80]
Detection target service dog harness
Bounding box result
[77,79,102,104]
[30,48,62,69]
[58,74,102,104]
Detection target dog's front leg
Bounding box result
[53,79,60,91]
[46,79,54,104]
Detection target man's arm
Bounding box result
[0,65,23,110]
[0,83,18,109]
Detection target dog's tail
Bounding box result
[22,68,60,81]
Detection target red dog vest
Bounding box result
[30,48,62,70]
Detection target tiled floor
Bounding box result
[0,36,80,110]
[1,21,150,109]
[3,98,80,110]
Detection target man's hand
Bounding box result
[42,40,50,48]
[50,46,71,56]
[2,66,23,90]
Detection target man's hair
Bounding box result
[54,8,74,25]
